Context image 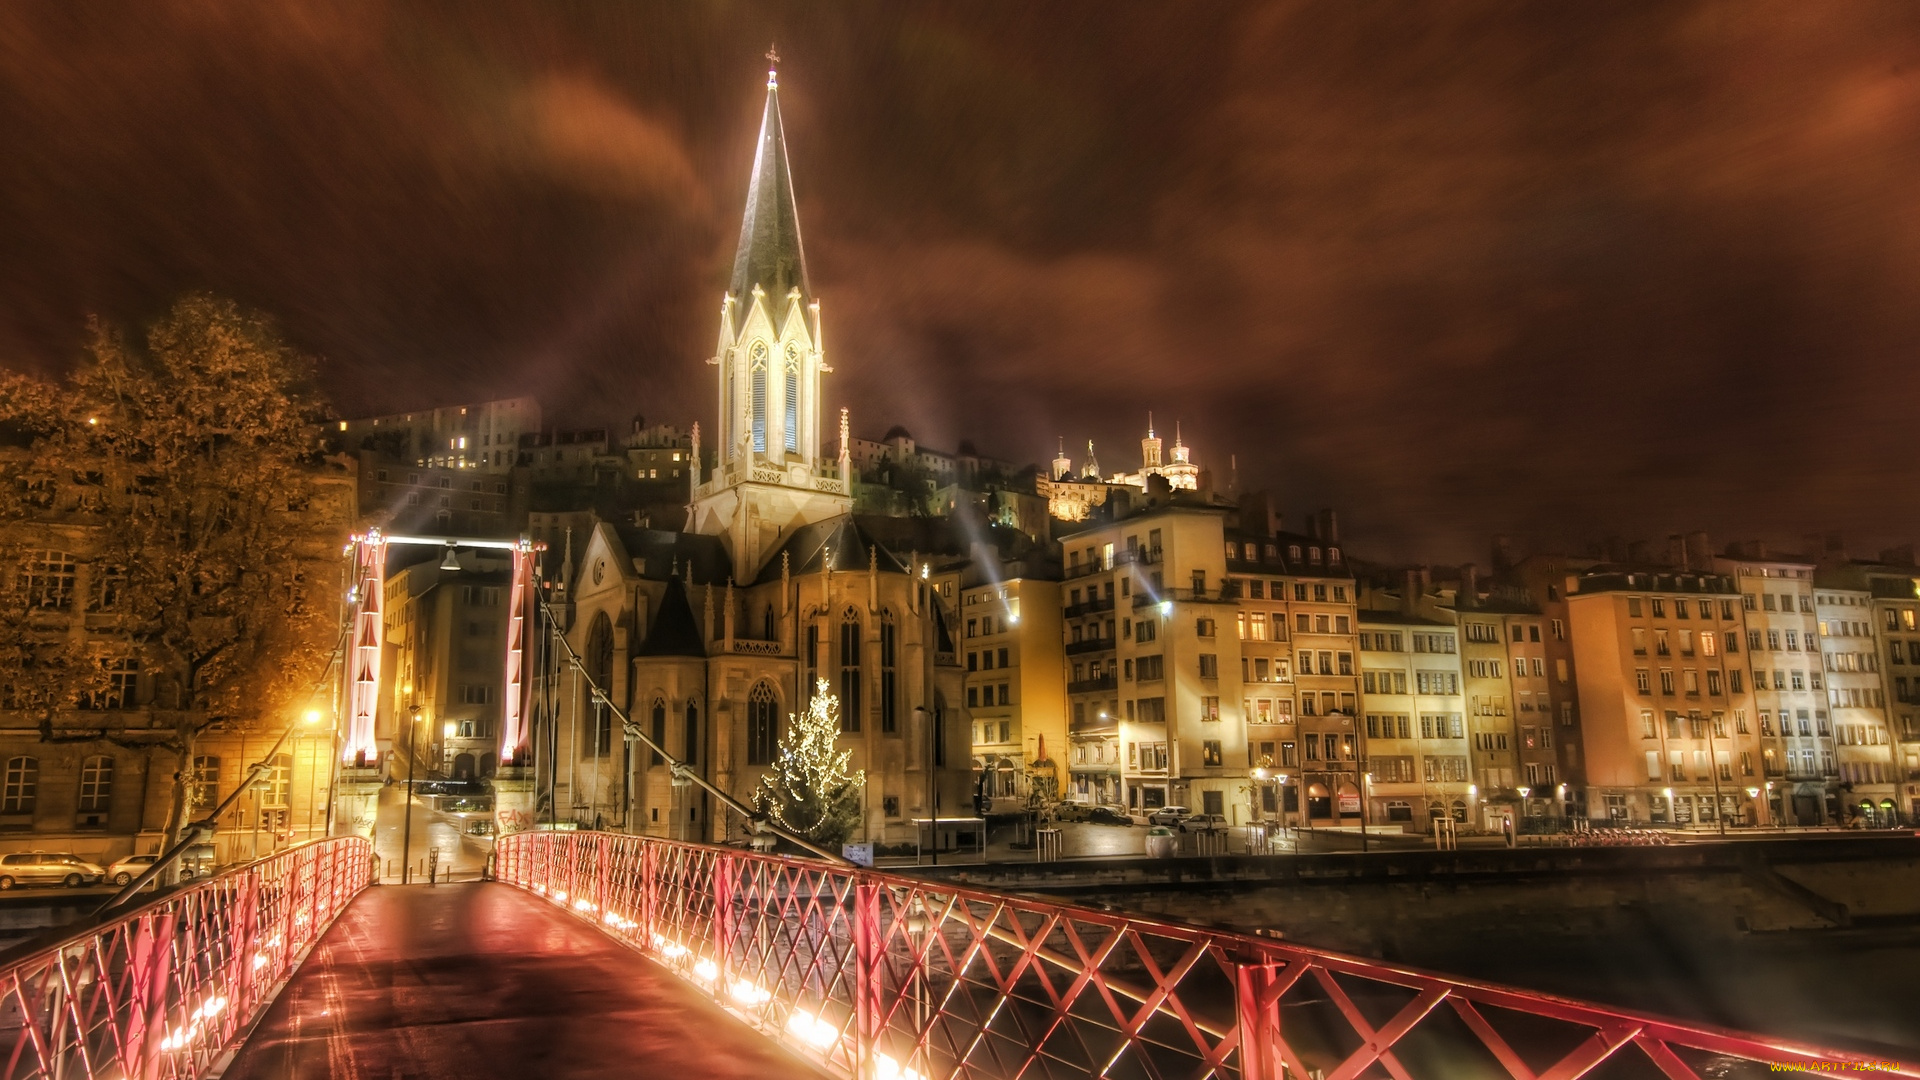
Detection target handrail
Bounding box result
[494,830,1917,1080]
[0,836,372,1080]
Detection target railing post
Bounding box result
[140,912,176,1080]
[713,852,735,985]
[853,879,883,1076]
[642,842,658,944]
[1236,960,1284,1080]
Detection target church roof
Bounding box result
[638,575,706,658]
[729,75,811,311]
[616,526,730,583]
[752,514,910,585]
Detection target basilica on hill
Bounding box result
[538,62,974,845]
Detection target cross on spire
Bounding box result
[766,43,780,87]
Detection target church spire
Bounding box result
[730,54,810,313]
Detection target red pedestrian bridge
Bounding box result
[0,833,1907,1080]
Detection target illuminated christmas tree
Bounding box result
[752,678,866,847]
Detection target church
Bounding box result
[533,62,975,846]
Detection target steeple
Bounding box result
[729,53,810,317]
[689,57,849,584]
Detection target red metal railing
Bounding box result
[498,831,1916,1080]
[0,836,371,1080]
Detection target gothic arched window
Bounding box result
[684,699,700,766]
[650,697,666,766]
[585,612,613,755]
[747,681,779,765]
[783,344,800,453]
[750,342,769,453]
[839,607,862,733]
[880,610,898,734]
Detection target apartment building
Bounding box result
[1711,552,1837,825]
[1812,580,1897,824]
[1357,606,1471,831]
[955,570,1066,813]
[1508,552,1593,821]
[1455,586,1531,819]
[1057,496,1250,820]
[1567,568,1764,827]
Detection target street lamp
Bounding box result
[400,705,425,883]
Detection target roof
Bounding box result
[752,514,910,585]
[729,79,810,312]
[638,576,706,658]
[615,527,730,583]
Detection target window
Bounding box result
[17,550,77,610]
[259,754,292,808]
[1200,695,1220,721]
[586,613,614,755]
[78,756,113,813]
[839,610,862,732]
[651,699,667,766]
[1202,740,1223,767]
[1,757,37,815]
[684,700,700,765]
[783,346,800,452]
[749,342,768,452]
[880,613,898,734]
[1199,654,1218,679]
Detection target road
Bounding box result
[369,780,492,882]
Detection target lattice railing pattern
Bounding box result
[0,836,371,1080]
[497,831,1915,1080]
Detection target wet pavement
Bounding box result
[223,883,831,1080]
[370,772,492,883]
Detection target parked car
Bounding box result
[1086,806,1134,827]
[0,852,107,889]
[1178,813,1228,833]
[1145,805,1189,827]
[105,853,160,886]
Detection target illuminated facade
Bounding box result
[539,67,973,845]
[1567,569,1766,828]
[1709,552,1837,825]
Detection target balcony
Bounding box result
[1068,674,1118,694]
[1066,638,1115,656]
[1131,586,1236,609]
[1064,596,1116,618]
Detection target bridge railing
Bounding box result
[0,835,372,1080]
[496,831,1915,1080]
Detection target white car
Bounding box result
[1145,805,1189,827]
[105,853,161,887]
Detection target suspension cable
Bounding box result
[535,594,849,864]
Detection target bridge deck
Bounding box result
[224,882,830,1080]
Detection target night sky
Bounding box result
[5,2,1920,562]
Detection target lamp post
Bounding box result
[1705,713,1727,837]
[400,705,423,883]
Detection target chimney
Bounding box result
[1490,534,1515,572]
[1315,509,1340,544]
[1460,563,1479,609]
[1237,492,1276,538]
[1402,568,1421,616]
[1685,531,1711,569]
[1666,534,1687,569]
